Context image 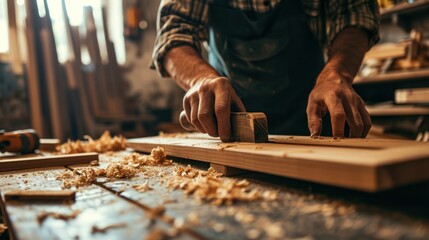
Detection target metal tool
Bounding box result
[0,129,40,154]
[179,111,268,143]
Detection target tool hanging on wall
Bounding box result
[0,129,40,154]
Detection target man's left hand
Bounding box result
[306,70,371,138]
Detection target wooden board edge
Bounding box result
[0,153,98,172]
[127,142,379,192]
[377,157,429,190]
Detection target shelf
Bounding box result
[366,104,429,116]
[354,69,429,85]
[381,0,429,20]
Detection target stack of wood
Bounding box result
[7,0,154,141]
[357,29,429,80]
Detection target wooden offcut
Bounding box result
[0,153,98,172]
[230,112,268,143]
[4,190,75,202]
[127,133,429,192]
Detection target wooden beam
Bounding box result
[0,153,98,172]
[4,190,76,202]
[127,133,429,192]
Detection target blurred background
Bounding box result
[0,0,429,141]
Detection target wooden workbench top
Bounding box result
[1,151,429,239]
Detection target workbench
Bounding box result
[1,150,429,239]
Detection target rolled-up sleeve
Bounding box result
[326,0,380,48]
[152,0,209,77]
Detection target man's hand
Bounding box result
[307,70,371,138]
[163,45,245,141]
[306,27,373,138]
[183,77,245,141]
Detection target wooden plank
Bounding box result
[40,0,71,140]
[7,0,23,75]
[4,190,75,202]
[0,168,178,240]
[0,153,98,172]
[24,0,48,137]
[127,134,429,192]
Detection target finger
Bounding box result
[358,99,372,138]
[306,102,323,138]
[183,98,192,124]
[214,90,231,142]
[198,93,218,137]
[343,95,364,138]
[231,93,246,112]
[326,96,346,138]
[190,98,205,133]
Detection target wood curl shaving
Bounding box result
[58,168,106,188]
[122,147,172,167]
[56,131,126,154]
[168,166,274,206]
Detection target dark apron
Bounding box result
[208,0,331,135]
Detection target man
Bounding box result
[152,0,380,141]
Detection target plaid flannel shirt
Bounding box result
[152,0,380,77]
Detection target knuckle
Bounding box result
[215,104,228,115]
[198,112,210,121]
[215,78,229,88]
[199,84,211,94]
[333,112,346,120]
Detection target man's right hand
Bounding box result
[183,77,246,142]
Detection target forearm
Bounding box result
[321,27,370,84]
[163,45,220,90]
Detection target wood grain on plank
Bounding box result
[127,133,429,192]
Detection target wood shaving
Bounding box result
[246,228,262,239]
[89,160,100,166]
[106,163,137,178]
[186,212,200,225]
[168,168,262,205]
[132,181,153,193]
[265,222,284,238]
[175,165,199,178]
[122,148,172,167]
[56,131,126,154]
[37,210,81,224]
[57,147,173,188]
[91,223,126,234]
[58,169,104,189]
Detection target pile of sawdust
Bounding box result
[58,168,105,189]
[121,147,172,167]
[57,147,170,188]
[57,145,278,206]
[168,165,277,206]
[56,131,126,154]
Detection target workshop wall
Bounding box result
[122,0,184,125]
